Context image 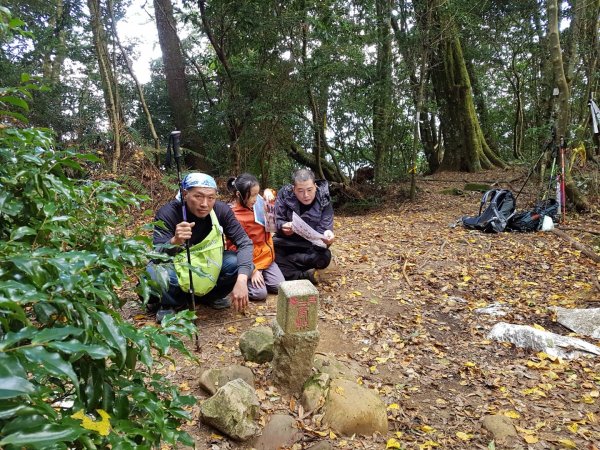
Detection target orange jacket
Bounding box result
[228,203,275,271]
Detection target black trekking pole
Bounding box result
[170,130,200,351]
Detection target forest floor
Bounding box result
[123,168,600,450]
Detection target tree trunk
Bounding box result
[546,0,590,211]
[110,0,161,164]
[372,0,393,183]
[154,0,207,169]
[88,0,123,173]
[287,142,347,184]
[423,0,506,172]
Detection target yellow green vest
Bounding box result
[174,210,223,295]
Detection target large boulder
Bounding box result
[482,414,520,447]
[198,365,255,395]
[250,414,302,450]
[239,326,274,363]
[322,378,388,436]
[199,379,260,441]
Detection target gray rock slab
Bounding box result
[199,365,255,395]
[250,414,302,450]
[322,378,388,436]
[488,322,600,359]
[239,326,274,363]
[200,378,260,441]
[482,414,521,446]
[555,307,600,338]
[475,302,509,316]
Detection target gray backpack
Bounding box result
[462,189,516,233]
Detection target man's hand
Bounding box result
[230,274,249,311]
[251,270,265,288]
[281,222,294,236]
[322,229,335,246]
[171,221,195,246]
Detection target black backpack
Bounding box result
[506,198,559,232]
[462,189,516,233]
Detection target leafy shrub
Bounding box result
[0,125,198,447]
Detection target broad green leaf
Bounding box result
[0,327,36,351]
[0,375,36,399]
[0,424,84,446]
[22,347,79,390]
[10,226,37,240]
[48,340,115,360]
[1,95,29,111]
[94,311,127,363]
[31,326,83,344]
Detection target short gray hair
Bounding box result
[292,168,315,185]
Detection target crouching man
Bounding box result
[146,173,253,322]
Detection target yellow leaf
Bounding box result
[329,430,337,439]
[418,425,435,433]
[419,441,440,449]
[567,423,578,433]
[462,275,472,282]
[581,395,595,404]
[590,390,599,398]
[353,290,362,296]
[523,434,539,444]
[210,433,224,440]
[395,431,404,438]
[314,430,328,437]
[71,409,111,436]
[503,410,521,419]
[464,362,476,367]
[532,324,546,331]
[455,431,473,440]
[369,365,377,373]
[558,439,577,448]
[386,438,401,449]
[387,403,400,410]
[255,317,267,324]
[178,382,190,391]
[227,326,237,334]
[335,386,345,395]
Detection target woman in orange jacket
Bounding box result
[227,173,285,301]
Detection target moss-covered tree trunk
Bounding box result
[546,0,590,211]
[424,0,506,172]
[372,0,393,183]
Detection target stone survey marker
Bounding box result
[272,280,320,393]
[276,280,319,333]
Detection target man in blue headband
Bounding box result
[147,173,253,322]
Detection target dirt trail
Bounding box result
[126,169,600,449]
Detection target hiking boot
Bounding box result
[155,308,176,324]
[206,296,231,310]
[304,269,319,285]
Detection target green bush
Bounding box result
[0,125,198,448]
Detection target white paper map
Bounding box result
[292,212,327,247]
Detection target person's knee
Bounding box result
[248,284,268,301]
[220,251,239,278]
[314,250,332,269]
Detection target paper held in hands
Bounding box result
[292,212,327,247]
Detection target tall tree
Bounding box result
[372,0,393,183]
[416,0,505,172]
[88,0,124,172]
[154,0,206,169]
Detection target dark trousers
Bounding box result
[274,239,331,281]
[146,250,238,308]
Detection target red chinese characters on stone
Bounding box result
[289,296,317,330]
